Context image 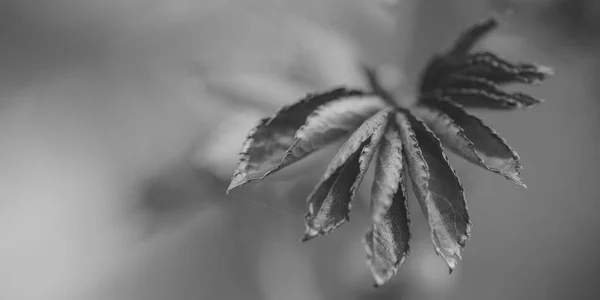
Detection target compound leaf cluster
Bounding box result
[227,14,553,286]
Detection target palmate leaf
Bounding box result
[226,13,553,287]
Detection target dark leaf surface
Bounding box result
[449,15,499,56]
[456,52,554,86]
[411,99,483,166]
[438,74,544,109]
[396,110,470,271]
[228,88,373,192]
[419,12,552,105]
[418,14,500,95]
[282,94,386,173]
[364,122,410,286]
[303,108,393,240]
[418,97,525,186]
[225,13,553,287]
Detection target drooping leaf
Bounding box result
[228,88,377,192]
[455,52,554,86]
[395,110,470,271]
[417,96,525,186]
[438,75,544,109]
[364,122,410,286]
[303,108,394,241]
[419,15,500,93]
[283,94,386,170]
[418,12,552,108]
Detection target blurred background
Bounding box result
[0,0,599,299]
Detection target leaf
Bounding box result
[455,52,554,86]
[419,56,453,95]
[303,108,394,241]
[411,100,484,169]
[439,75,544,109]
[395,110,470,271]
[224,13,554,287]
[369,123,406,223]
[449,15,499,56]
[417,96,525,187]
[418,12,553,99]
[228,88,373,192]
[282,94,386,171]
[364,122,410,287]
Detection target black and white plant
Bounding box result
[227,14,553,287]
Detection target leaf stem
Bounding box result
[361,64,401,107]
[361,63,417,115]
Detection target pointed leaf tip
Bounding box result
[301,228,319,242]
[537,65,555,77]
[438,74,545,109]
[416,97,525,187]
[227,173,247,193]
[450,15,499,56]
[229,88,382,190]
[456,52,554,87]
[505,170,527,188]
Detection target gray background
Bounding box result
[0,0,598,299]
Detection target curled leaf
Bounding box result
[228,88,371,192]
[395,110,470,271]
[364,122,410,286]
[303,108,393,241]
[456,52,554,86]
[439,75,544,109]
[418,13,552,104]
[418,97,525,187]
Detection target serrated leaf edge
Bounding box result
[396,110,471,272]
[425,96,526,187]
[303,108,394,241]
[227,88,372,192]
